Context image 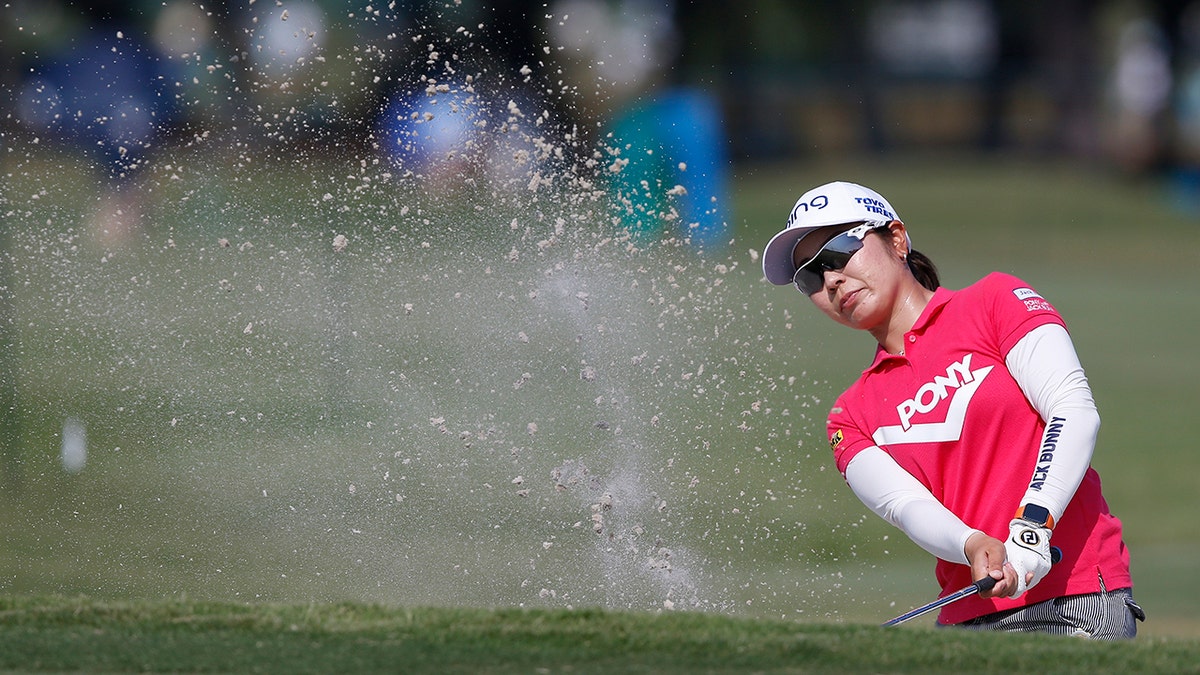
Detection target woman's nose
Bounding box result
[822,268,845,289]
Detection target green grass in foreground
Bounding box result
[1,596,1197,674]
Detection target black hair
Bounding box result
[907,249,940,291]
[866,226,940,292]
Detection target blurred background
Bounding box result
[1,0,1197,637]
[9,0,1200,178]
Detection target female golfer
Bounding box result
[762,181,1143,638]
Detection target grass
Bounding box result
[1,595,1198,674]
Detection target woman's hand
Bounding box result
[963,531,1019,598]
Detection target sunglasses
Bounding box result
[792,222,891,295]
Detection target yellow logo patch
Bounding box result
[830,429,844,450]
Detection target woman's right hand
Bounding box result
[963,531,1019,598]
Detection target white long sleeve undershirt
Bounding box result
[842,323,1099,564]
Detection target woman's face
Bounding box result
[792,223,909,332]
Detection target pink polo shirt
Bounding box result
[828,272,1131,624]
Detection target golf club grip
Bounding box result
[973,575,998,593]
[973,546,1062,594]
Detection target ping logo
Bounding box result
[872,354,994,446]
[787,194,829,226]
[786,192,894,227]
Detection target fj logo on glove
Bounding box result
[1019,530,1041,546]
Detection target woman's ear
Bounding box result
[888,220,910,259]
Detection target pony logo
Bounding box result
[871,354,993,446]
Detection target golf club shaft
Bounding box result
[882,576,995,626]
[882,546,1063,627]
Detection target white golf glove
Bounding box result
[1004,519,1053,599]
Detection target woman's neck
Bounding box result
[871,283,934,355]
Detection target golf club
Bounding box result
[882,546,1062,627]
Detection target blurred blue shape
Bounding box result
[376,84,488,174]
[608,87,731,250]
[17,28,178,177]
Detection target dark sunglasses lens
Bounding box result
[792,233,865,294]
[792,268,825,295]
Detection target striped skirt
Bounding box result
[952,587,1144,640]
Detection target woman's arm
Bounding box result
[844,446,980,565]
[1004,323,1100,524]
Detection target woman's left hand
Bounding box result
[963,531,1019,598]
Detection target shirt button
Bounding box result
[908,335,916,343]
